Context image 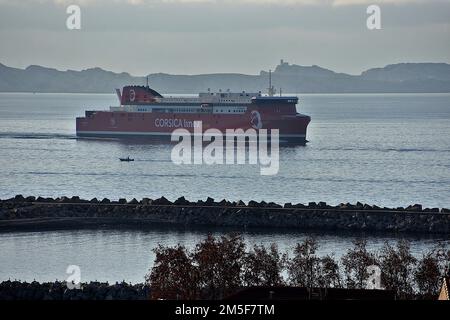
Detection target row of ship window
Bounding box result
[134,108,246,113]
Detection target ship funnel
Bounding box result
[115,88,122,103]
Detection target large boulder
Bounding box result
[406,204,422,212]
[174,197,189,205]
[90,198,99,204]
[153,197,171,205]
[248,200,260,207]
[318,201,327,208]
[71,196,81,203]
[56,196,70,203]
[218,199,229,207]
[14,195,25,202]
[128,198,139,205]
[267,202,282,208]
[237,200,246,207]
[205,197,215,205]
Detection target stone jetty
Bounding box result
[0,195,449,233]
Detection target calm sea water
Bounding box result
[0,228,447,284]
[0,92,449,283]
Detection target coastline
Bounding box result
[1,196,448,234]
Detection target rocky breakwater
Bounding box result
[0,280,149,300]
[0,195,449,233]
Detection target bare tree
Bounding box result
[319,254,342,288]
[145,234,448,300]
[414,243,450,299]
[242,243,286,287]
[146,244,199,300]
[341,239,377,289]
[287,237,322,288]
[414,253,441,299]
[379,240,416,298]
[193,234,246,299]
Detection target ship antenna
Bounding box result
[269,69,272,96]
[146,76,149,88]
[267,69,276,97]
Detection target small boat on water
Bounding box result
[119,156,134,162]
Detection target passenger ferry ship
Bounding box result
[76,82,310,143]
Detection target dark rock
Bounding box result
[25,196,36,202]
[58,196,71,203]
[0,281,149,300]
[284,203,293,208]
[101,198,110,204]
[90,198,99,204]
[118,198,127,204]
[174,196,187,205]
[363,204,372,210]
[308,202,317,208]
[318,201,327,208]
[407,204,422,212]
[267,202,282,208]
[128,198,139,205]
[205,197,215,205]
[218,199,229,206]
[248,200,260,207]
[153,197,171,205]
[259,201,268,207]
[237,200,246,207]
[71,196,81,203]
[141,198,152,205]
[14,195,25,202]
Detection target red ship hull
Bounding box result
[77,111,310,143]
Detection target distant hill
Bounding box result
[1,61,450,93]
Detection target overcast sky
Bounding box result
[0,0,449,75]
